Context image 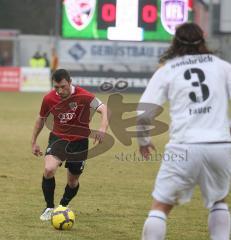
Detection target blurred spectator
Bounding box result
[3,51,11,66]
[0,50,12,66]
[29,51,41,67]
[29,51,46,68]
[43,52,50,67]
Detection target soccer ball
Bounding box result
[51,206,75,230]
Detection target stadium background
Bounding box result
[0,0,231,239]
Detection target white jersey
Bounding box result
[138,54,231,144]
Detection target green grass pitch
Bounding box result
[0,91,230,240]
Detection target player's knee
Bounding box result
[67,176,79,188]
[44,167,56,178]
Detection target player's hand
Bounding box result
[93,128,106,144]
[32,143,43,156]
[139,143,156,159]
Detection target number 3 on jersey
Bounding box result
[184,68,209,103]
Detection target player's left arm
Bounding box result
[89,96,110,144]
[94,103,110,144]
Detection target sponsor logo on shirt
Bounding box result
[58,112,76,123]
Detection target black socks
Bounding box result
[42,176,79,208]
[60,183,79,207]
[42,176,55,208]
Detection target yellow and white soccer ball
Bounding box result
[51,206,75,230]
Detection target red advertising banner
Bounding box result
[0,67,20,91]
[188,0,193,9]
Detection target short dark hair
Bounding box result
[52,69,71,83]
[159,22,212,64]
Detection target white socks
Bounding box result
[142,210,167,240]
[208,202,230,240]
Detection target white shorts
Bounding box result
[152,143,231,208]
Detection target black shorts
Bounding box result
[45,133,89,175]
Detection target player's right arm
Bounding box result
[137,67,168,158]
[31,96,50,156]
[31,116,46,156]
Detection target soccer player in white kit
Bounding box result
[137,23,231,240]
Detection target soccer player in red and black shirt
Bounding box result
[31,69,109,221]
